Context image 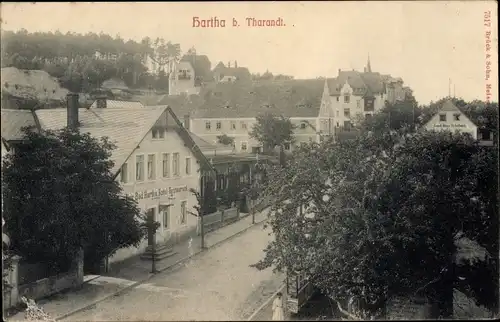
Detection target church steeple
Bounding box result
[366,54,372,73]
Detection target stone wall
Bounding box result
[3,250,84,311]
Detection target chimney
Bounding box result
[66,93,79,129]
[228,61,231,68]
[235,60,238,68]
[96,96,107,109]
[183,114,190,131]
[338,68,341,75]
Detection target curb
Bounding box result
[55,216,268,321]
[246,282,286,321]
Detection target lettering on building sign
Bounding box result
[127,186,188,201]
[433,123,467,129]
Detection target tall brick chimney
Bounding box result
[96,96,107,109]
[184,114,190,131]
[66,93,79,129]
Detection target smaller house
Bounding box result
[424,100,478,140]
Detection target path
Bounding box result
[61,221,283,321]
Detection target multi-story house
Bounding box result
[2,95,216,265]
[168,54,213,96]
[327,57,408,130]
[161,79,328,153]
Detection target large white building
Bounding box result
[2,96,216,264]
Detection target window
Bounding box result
[216,121,222,130]
[230,121,236,130]
[336,97,339,102]
[135,155,144,181]
[336,110,339,117]
[162,153,170,178]
[439,114,446,122]
[300,123,306,129]
[241,142,248,151]
[344,95,350,103]
[173,153,180,176]
[241,122,247,130]
[160,205,170,229]
[147,154,156,180]
[152,128,165,139]
[344,108,350,117]
[284,143,291,151]
[205,122,211,130]
[454,113,461,121]
[120,163,128,183]
[180,201,187,225]
[185,157,191,175]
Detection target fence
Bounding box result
[3,250,84,312]
[200,207,240,234]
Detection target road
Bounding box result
[63,223,284,321]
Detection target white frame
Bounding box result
[120,162,129,183]
[162,153,170,178]
[172,152,180,177]
[160,204,171,230]
[135,154,145,182]
[185,156,192,176]
[147,153,156,181]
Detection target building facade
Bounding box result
[12,97,214,264]
[423,100,478,139]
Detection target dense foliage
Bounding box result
[253,124,498,318]
[249,112,295,166]
[216,134,235,147]
[2,30,181,92]
[2,127,146,271]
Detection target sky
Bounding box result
[1,1,498,104]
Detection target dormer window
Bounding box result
[439,114,446,122]
[454,113,461,121]
[300,122,307,129]
[344,95,350,103]
[152,128,165,139]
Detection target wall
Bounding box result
[191,117,260,153]
[191,116,321,153]
[201,207,239,233]
[170,61,198,96]
[3,251,84,311]
[111,119,201,264]
[424,110,478,139]
[330,82,386,128]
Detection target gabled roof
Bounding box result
[0,109,38,141]
[185,79,324,118]
[35,107,167,174]
[89,99,144,109]
[180,54,212,80]
[425,99,478,126]
[327,70,390,97]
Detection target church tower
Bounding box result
[364,54,372,73]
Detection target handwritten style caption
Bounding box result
[484,11,492,103]
[192,17,288,28]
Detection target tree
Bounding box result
[216,134,235,147]
[2,127,146,272]
[249,112,295,166]
[253,129,498,319]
